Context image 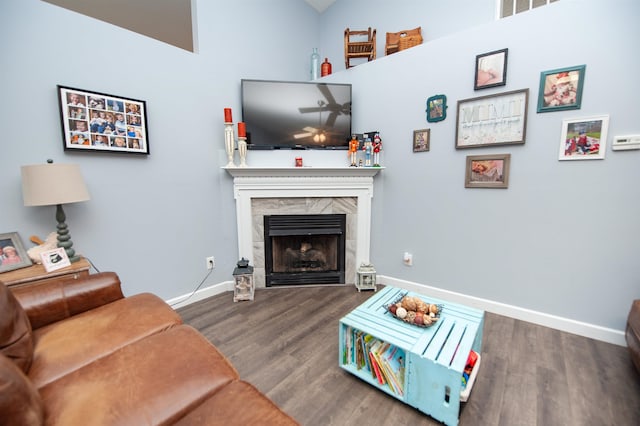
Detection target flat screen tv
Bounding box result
[241,79,352,150]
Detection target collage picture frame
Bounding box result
[58,85,150,155]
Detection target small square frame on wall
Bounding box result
[465,154,511,188]
[58,85,150,154]
[559,115,609,160]
[413,129,430,152]
[537,65,586,113]
[0,232,32,273]
[474,48,508,90]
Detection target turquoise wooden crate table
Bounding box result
[338,285,484,426]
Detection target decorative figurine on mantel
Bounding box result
[348,134,359,167]
[373,133,383,167]
[363,136,373,167]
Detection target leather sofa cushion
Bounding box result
[0,283,34,373]
[39,325,239,426]
[0,353,43,426]
[29,293,182,389]
[174,380,299,426]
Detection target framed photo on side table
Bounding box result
[537,65,586,113]
[474,48,508,90]
[465,154,511,188]
[413,129,430,152]
[456,89,528,149]
[57,85,150,155]
[40,247,71,273]
[559,115,609,160]
[0,232,32,273]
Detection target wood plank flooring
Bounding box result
[178,285,640,426]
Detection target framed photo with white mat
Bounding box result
[40,247,71,273]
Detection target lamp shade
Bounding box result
[21,163,90,206]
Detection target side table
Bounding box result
[0,257,91,288]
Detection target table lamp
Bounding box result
[21,160,90,263]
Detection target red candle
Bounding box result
[238,122,246,137]
[224,108,232,123]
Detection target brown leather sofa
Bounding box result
[0,272,298,425]
[627,299,640,374]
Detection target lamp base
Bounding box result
[55,204,81,263]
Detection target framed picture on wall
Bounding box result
[474,48,508,90]
[426,94,447,122]
[464,154,511,188]
[57,85,150,155]
[413,129,430,152]
[558,115,609,160]
[456,89,528,149]
[537,65,586,113]
[0,232,32,273]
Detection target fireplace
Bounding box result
[224,166,382,288]
[264,214,346,286]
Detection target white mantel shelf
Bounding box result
[223,166,384,178]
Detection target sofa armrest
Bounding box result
[627,299,640,374]
[10,272,125,330]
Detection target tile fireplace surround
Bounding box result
[224,167,383,287]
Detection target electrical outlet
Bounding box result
[403,252,413,266]
[206,256,215,270]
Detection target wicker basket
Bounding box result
[398,34,422,51]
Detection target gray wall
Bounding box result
[327,0,640,334]
[0,0,319,298]
[1,0,638,337]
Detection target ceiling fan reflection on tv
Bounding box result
[295,84,351,141]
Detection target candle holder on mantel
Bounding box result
[224,122,236,167]
[238,136,248,167]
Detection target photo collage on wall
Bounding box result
[58,86,149,154]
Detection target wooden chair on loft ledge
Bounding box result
[385,26,423,56]
[344,27,376,69]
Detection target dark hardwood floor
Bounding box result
[178,285,640,426]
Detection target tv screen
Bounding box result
[241,79,352,150]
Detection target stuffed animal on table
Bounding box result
[27,232,58,264]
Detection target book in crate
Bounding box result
[342,326,406,396]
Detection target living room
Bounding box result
[1,0,638,355]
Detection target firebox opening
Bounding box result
[264,214,346,286]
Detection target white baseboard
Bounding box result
[166,280,234,309]
[378,275,626,347]
[166,276,626,346]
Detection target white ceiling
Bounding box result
[304,0,337,13]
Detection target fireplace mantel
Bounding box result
[224,166,383,286]
[223,166,383,178]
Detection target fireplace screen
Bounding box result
[264,214,346,286]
